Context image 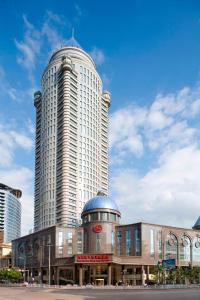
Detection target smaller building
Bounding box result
[0,231,12,268]
[0,183,22,243]
[12,194,200,285]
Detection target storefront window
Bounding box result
[180,235,191,262]
[165,233,178,260]
[126,229,131,256]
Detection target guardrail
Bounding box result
[0,283,200,289]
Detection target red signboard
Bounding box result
[76,254,110,263]
[93,224,102,233]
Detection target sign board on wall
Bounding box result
[162,259,176,269]
[76,254,110,263]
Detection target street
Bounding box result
[0,287,199,300]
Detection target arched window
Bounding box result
[193,237,200,262]
[180,235,191,262]
[165,233,178,260]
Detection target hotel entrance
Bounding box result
[95,278,104,286]
[75,254,113,285]
[90,264,108,285]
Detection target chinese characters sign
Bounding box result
[76,254,110,262]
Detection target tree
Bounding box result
[0,268,22,282]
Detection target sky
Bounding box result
[1,0,200,234]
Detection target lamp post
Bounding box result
[48,244,51,286]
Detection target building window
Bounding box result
[96,233,101,253]
[157,230,162,259]
[193,237,200,262]
[90,212,98,221]
[67,232,73,255]
[150,229,155,258]
[165,233,178,260]
[100,212,108,221]
[126,229,131,256]
[117,231,122,256]
[84,230,88,253]
[180,235,191,262]
[110,213,116,222]
[111,231,115,253]
[77,232,83,254]
[58,231,63,256]
[135,228,141,256]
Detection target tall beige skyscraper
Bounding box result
[34,38,110,231]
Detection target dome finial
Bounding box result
[65,30,82,49]
[72,27,75,39]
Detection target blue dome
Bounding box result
[82,196,119,213]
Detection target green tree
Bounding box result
[0,268,22,282]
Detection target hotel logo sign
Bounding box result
[92,224,102,233]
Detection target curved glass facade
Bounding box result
[0,189,21,243]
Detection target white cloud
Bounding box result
[111,145,200,228]
[42,22,65,51]
[110,83,200,161]
[147,109,173,130]
[15,15,41,84]
[90,47,105,66]
[0,167,34,235]
[0,124,33,166]
[110,82,200,228]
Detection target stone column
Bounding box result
[88,266,91,283]
[79,265,83,286]
[141,265,146,285]
[146,265,149,282]
[108,264,112,286]
[39,267,42,284]
[53,267,58,285]
[57,268,60,285]
[133,267,136,286]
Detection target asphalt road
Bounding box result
[0,287,200,300]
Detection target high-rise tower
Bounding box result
[0,183,21,243]
[34,38,110,231]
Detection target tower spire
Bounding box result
[72,27,75,39]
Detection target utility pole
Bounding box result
[48,244,51,286]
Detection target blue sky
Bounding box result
[1,0,200,234]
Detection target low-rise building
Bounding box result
[12,194,200,285]
[0,231,12,268]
